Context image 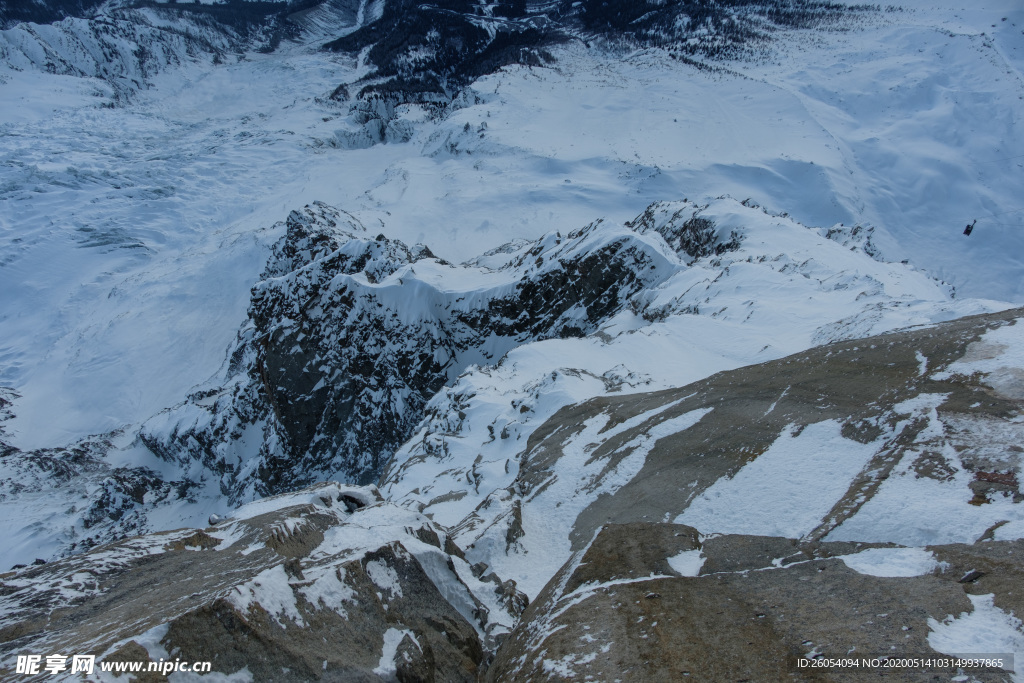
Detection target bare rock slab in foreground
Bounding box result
[488,522,1024,682]
[0,483,522,681]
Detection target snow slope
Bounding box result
[381,199,1013,598]
[0,0,1023,570]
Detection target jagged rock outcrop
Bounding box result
[140,201,680,499]
[0,482,523,681]
[628,200,741,263]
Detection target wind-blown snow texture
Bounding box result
[1,0,1023,579]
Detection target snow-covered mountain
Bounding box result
[139,199,678,497]
[4,0,1022,461]
[2,0,1024,678]
[4,308,1024,681]
[0,2,292,98]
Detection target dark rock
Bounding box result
[628,200,742,263]
[322,0,874,123]
[141,202,674,499]
[959,568,986,583]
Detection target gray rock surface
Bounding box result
[0,482,516,681]
[512,307,1024,554]
[487,522,1022,682]
[4,309,1024,682]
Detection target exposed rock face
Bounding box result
[5,309,1024,681]
[140,202,679,498]
[4,501,1021,682]
[323,0,876,109]
[628,200,741,263]
[487,522,1024,682]
[442,307,1024,597]
[0,482,520,681]
[324,0,559,99]
[318,0,879,154]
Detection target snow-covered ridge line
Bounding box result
[0,190,1007,569]
[382,195,1009,595]
[138,200,685,499]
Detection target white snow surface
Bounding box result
[827,394,1024,547]
[928,594,1024,682]
[226,482,378,523]
[675,420,881,538]
[2,0,1022,455]
[837,547,940,577]
[667,549,705,577]
[373,628,417,681]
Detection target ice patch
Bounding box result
[828,445,1024,547]
[406,546,484,636]
[995,521,1024,542]
[542,651,598,677]
[366,559,403,600]
[227,564,303,628]
[295,565,356,618]
[373,628,417,681]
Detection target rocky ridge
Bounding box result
[139,200,684,498]
[0,482,526,681]
[4,299,1024,681]
[0,193,1003,570]
[488,522,1024,682]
